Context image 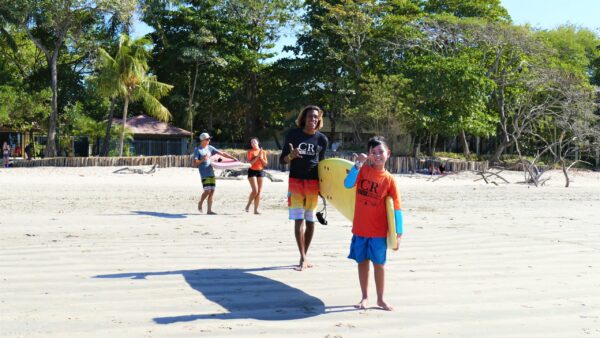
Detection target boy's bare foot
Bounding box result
[207,211,217,215]
[354,298,368,309]
[244,207,249,212]
[254,210,261,215]
[377,299,394,311]
[197,202,203,213]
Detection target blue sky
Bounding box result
[501,0,600,30]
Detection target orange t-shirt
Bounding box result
[352,165,402,238]
[247,149,267,171]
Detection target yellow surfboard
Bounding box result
[318,158,398,251]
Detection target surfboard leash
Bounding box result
[316,194,328,225]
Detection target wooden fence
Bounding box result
[13,151,488,174]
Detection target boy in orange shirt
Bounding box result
[344,136,403,311]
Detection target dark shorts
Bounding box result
[201,176,216,191]
[247,169,265,178]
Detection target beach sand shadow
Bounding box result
[95,267,328,323]
[131,211,188,219]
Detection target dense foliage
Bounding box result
[1,0,598,170]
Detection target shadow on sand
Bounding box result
[131,210,188,219]
[95,266,347,323]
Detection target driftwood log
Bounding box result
[473,167,510,185]
[113,164,159,175]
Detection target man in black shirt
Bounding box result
[280,105,328,271]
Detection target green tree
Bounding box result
[293,0,385,142]
[0,25,50,134]
[420,0,510,22]
[143,0,226,149]
[1,0,136,157]
[406,53,496,157]
[452,21,547,162]
[96,34,173,156]
[537,25,600,83]
[219,0,300,139]
[357,74,414,151]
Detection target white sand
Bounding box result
[1,166,599,337]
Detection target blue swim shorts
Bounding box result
[348,235,387,265]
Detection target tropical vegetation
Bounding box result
[1,0,599,180]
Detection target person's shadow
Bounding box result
[95,267,342,323]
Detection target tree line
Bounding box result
[1,0,599,171]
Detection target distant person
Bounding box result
[438,163,446,175]
[245,137,268,214]
[192,132,236,215]
[331,141,340,153]
[24,143,34,160]
[279,105,328,271]
[2,142,10,168]
[343,136,404,311]
[429,163,440,175]
[14,145,21,157]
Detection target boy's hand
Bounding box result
[288,143,302,159]
[356,153,367,164]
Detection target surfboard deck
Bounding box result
[319,158,398,251]
[210,155,250,170]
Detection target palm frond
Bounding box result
[135,87,172,122]
[142,76,174,99]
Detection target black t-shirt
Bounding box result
[280,128,328,180]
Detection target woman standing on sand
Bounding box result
[3,142,10,168]
[245,137,268,214]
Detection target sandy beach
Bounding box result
[1,165,599,337]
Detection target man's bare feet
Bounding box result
[207,211,217,215]
[354,298,368,309]
[377,299,394,311]
[294,258,313,271]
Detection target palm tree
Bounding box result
[96,34,173,156]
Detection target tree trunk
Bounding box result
[412,134,421,157]
[561,159,570,188]
[245,71,259,140]
[427,134,437,156]
[271,129,281,150]
[118,96,130,157]
[329,112,337,142]
[45,51,60,157]
[459,129,470,159]
[491,139,514,163]
[187,63,199,154]
[100,98,116,156]
[25,27,65,158]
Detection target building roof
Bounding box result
[112,114,192,137]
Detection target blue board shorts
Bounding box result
[348,235,387,265]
